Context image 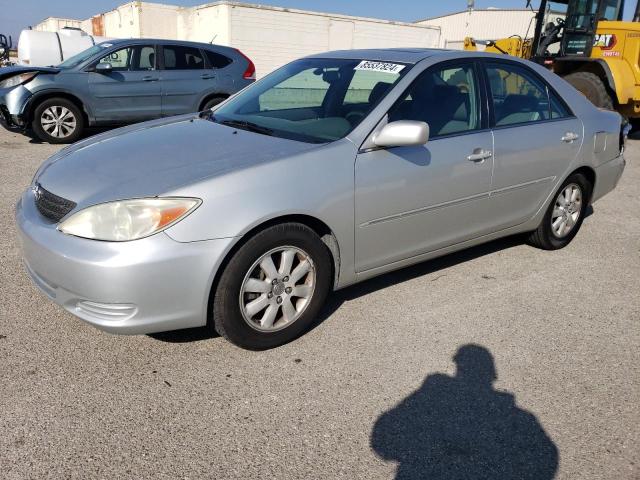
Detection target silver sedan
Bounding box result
[16,49,626,350]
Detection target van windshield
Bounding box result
[211,58,410,143]
[57,43,111,69]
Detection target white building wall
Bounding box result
[96,2,142,38]
[177,4,231,45]
[139,2,181,39]
[418,9,538,49]
[226,3,440,78]
[32,1,440,78]
[228,5,335,78]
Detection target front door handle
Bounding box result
[562,132,580,143]
[142,76,159,82]
[467,149,493,163]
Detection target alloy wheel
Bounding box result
[239,246,316,332]
[40,106,77,139]
[551,183,583,238]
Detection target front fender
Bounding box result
[600,58,636,105]
[23,87,94,123]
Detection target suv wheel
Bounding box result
[202,96,227,110]
[32,98,84,144]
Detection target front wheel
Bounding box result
[31,97,84,144]
[213,223,332,350]
[527,173,592,250]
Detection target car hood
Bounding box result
[0,65,60,81]
[34,114,321,208]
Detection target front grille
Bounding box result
[34,184,76,222]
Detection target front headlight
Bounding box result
[58,197,201,241]
[0,72,38,89]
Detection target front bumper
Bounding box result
[15,188,235,335]
[0,85,31,130]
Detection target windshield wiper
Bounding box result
[219,119,274,136]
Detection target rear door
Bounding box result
[484,60,583,229]
[87,44,162,122]
[159,45,210,116]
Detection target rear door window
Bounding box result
[162,45,205,70]
[485,62,571,126]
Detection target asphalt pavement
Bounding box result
[0,127,638,479]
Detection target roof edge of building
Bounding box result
[416,8,534,23]
[181,0,441,29]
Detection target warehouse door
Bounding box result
[329,20,354,50]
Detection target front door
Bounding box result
[88,44,161,122]
[484,60,583,230]
[354,61,494,272]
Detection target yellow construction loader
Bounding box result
[465,0,640,119]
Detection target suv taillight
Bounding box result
[235,49,255,80]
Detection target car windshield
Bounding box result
[211,58,410,143]
[57,43,112,69]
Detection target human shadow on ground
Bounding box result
[371,344,558,480]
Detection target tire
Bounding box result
[202,96,227,111]
[527,173,592,250]
[32,97,84,144]
[213,223,332,350]
[563,72,614,111]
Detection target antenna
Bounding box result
[210,34,218,44]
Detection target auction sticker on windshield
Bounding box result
[354,61,406,74]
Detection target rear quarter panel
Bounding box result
[524,60,623,212]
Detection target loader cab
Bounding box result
[560,0,625,55]
[531,0,626,60]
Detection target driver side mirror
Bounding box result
[95,62,113,73]
[373,120,429,148]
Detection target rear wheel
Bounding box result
[202,96,227,111]
[32,97,84,144]
[527,173,592,250]
[563,72,614,111]
[213,223,332,350]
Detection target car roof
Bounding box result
[304,48,529,64]
[304,48,456,64]
[99,38,230,50]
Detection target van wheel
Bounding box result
[32,98,84,144]
[527,173,592,250]
[213,223,332,350]
[563,72,614,110]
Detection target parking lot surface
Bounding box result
[0,127,638,479]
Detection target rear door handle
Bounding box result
[467,149,493,163]
[201,74,216,80]
[142,76,159,82]
[562,132,579,143]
